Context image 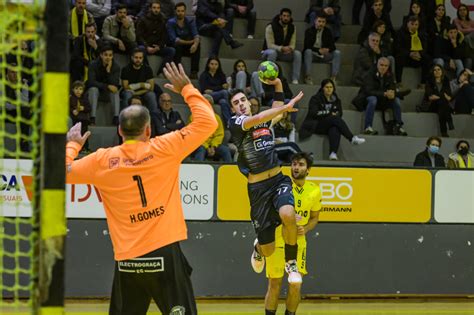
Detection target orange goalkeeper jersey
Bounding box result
[66,84,217,260]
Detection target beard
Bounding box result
[292,171,306,180]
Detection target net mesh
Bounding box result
[0,0,44,312]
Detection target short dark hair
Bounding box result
[85,22,97,30]
[229,89,246,103]
[175,1,186,9]
[407,15,419,24]
[280,8,292,15]
[316,13,327,20]
[456,140,470,150]
[99,44,113,54]
[131,47,144,56]
[291,152,313,169]
[426,136,442,146]
[116,4,127,11]
[71,80,85,90]
[128,95,142,105]
[119,105,151,138]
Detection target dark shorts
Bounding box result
[247,173,294,245]
[109,242,197,315]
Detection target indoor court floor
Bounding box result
[3,299,474,314]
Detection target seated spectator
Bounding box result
[102,4,137,55]
[303,13,341,85]
[152,0,176,19]
[166,2,200,79]
[191,113,233,162]
[419,0,442,22]
[352,32,384,86]
[69,0,95,43]
[155,92,185,135]
[120,48,160,129]
[1,61,31,153]
[414,136,445,167]
[395,15,431,87]
[195,0,243,57]
[453,4,474,52]
[225,0,256,39]
[262,8,302,84]
[353,57,407,136]
[86,0,112,35]
[372,19,394,57]
[426,4,451,56]
[448,140,474,168]
[420,64,453,137]
[353,0,392,25]
[249,95,260,115]
[227,59,251,95]
[70,22,104,82]
[402,0,427,34]
[136,0,176,75]
[272,112,302,163]
[357,0,394,45]
[433,24,471,77]
[69,81,91,152]
[251,62,293,107]
[451,69,474,114]
[199,57,232,124]
[87,45,120,125]
[305,0,341,40]
[112,0,147,18]
[300,79,365,161]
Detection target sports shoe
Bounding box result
[291,79,299,84]
[304,75,313,85]
[285,260,302,284]
[363,127,378,135]
[230,40,244,49]
[251,239,265,273]
[351,135,366,145]
[398,127,408,136]
[247,34,254,39]
[329,152,338,160]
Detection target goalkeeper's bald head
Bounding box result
[119,105,151,140]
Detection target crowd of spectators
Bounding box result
[2,0,473,166]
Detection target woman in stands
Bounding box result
[227,59,252,95]
[299,79,365,161]
[199,57,232,125]
[426,4,451,56]
[453,4,474,52]
[450,69,474,114]
[402,0,427,34]
[272,111,302,163]
[448,140,474,168]
[421,64,453,137]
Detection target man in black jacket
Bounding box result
[395,15,431,86]
[70,22,104,82]
[196,0,243,57]
[413,136,446,167]
[155,92,185,135]
[305,0,341,40]
[303,14,341,85]
[357,57,407,136]
[357,0,394,44]
[87,45,121,125]
[262,8,302,84]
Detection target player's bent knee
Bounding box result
[279,206,296,224]
[259,243,276,257]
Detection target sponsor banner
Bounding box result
[0,160,214,220]
[217,166,431,223]
[434,170,474,223]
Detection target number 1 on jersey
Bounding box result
[133,175,147,207]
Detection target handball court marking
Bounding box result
[3,301,474,315]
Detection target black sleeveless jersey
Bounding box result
[229,115,280,176]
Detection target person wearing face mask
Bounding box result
[413,136,445,167]
[448,140,474,169]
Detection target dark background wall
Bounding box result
[66,221,474,297]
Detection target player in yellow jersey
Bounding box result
[264,152,321,315]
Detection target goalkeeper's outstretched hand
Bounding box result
[163,62,191,94]
[67,122,91,147]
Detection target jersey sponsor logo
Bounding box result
[109,157,120,169]
[253,138,275,151]
[123,154,154,166]
[235,116,246,125]
[252,128,271,139]
[130,206,165,224]
[118,257,164,273]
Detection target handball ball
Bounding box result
[258,61,279,83]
